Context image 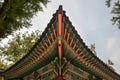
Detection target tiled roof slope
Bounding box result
[0,5,120,80]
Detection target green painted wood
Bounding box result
[74,67,84,74]
[1,6,120,80]
[45,77,50,80]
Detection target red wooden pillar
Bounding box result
[54,76,65,80]
[57,9,63,76]
[58,13,62,59]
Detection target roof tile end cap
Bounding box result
[58,5,63,13]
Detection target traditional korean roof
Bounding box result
[0,5,120,80]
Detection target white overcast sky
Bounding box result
[30,0,120,74]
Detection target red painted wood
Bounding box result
[67,33,70,43]
[57,13,63,76]
[58,14,62,36]
[54,76,65,80]
[58,40,62,59]
[63,29,67,39]
[57,13,62,59]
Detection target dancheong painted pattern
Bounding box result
[0,5,120,80]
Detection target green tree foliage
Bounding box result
[0,30,40,69]
[0,0,49,40]
[106,0,120,28]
